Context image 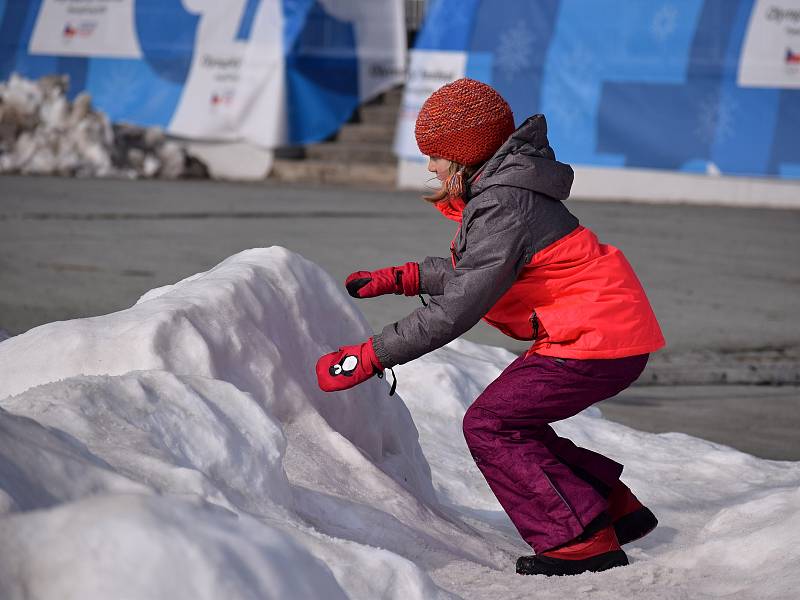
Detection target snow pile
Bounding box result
[0,73,207,179]
[0,247,486,599]
[1,247,799,599]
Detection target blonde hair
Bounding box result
[423,161,479,204]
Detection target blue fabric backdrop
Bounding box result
[412,0,800,179]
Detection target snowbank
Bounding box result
[1,247,798,599]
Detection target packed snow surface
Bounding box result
[1,247,798,599]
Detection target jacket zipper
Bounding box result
[530,310,539,341]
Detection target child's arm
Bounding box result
[373,195,530,368]
[418,256,455,296]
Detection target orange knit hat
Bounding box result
[415,78,516,166]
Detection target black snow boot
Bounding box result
[615,505,658,546]
[516,516,628,577]
[608,480,658,545]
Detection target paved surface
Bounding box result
[1,175,799,459]
[605,385,799,461]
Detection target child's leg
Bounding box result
[539,428,620,495]
[462,352,647,553]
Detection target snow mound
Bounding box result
[1,247,799,599]
[0,247,476,599]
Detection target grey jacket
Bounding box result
[372,114,577,368]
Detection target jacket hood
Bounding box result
[468,114,574,201]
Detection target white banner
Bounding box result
[29,0,142,59]
[168,0,286,146]
[738,0,800,88]
[393,50,466,160]
[320,0,406,102]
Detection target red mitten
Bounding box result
[345,262,419,298]
[316,338,384,392]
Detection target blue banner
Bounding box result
[398,0,800,179]
[0,0,405,147]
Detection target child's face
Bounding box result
[427,156,451,182]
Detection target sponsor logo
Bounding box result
[786,47,800,64]
[63,21,97,39]
[202,55,242,70]
[369,63,405,78]
[211,90,235,107]
[767,7,800,25]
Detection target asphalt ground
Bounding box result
[1,175,799,459]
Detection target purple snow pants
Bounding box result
[462,352,649,553]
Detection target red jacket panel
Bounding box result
[482,226,665,359]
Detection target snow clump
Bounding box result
[0,73,207,179]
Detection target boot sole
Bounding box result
[614,506,658,545]
[516,549,629,576]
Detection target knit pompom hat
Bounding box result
[415,78,515,166]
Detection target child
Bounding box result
[316,78,664,577]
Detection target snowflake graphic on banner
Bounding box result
[549,98,583,141]
[547,43,597,140]
[695,94,738,144]
[651,4,678,42]
[495,21,535,81]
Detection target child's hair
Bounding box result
[423,162,479,204]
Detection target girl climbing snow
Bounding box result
[316,78,665,577]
